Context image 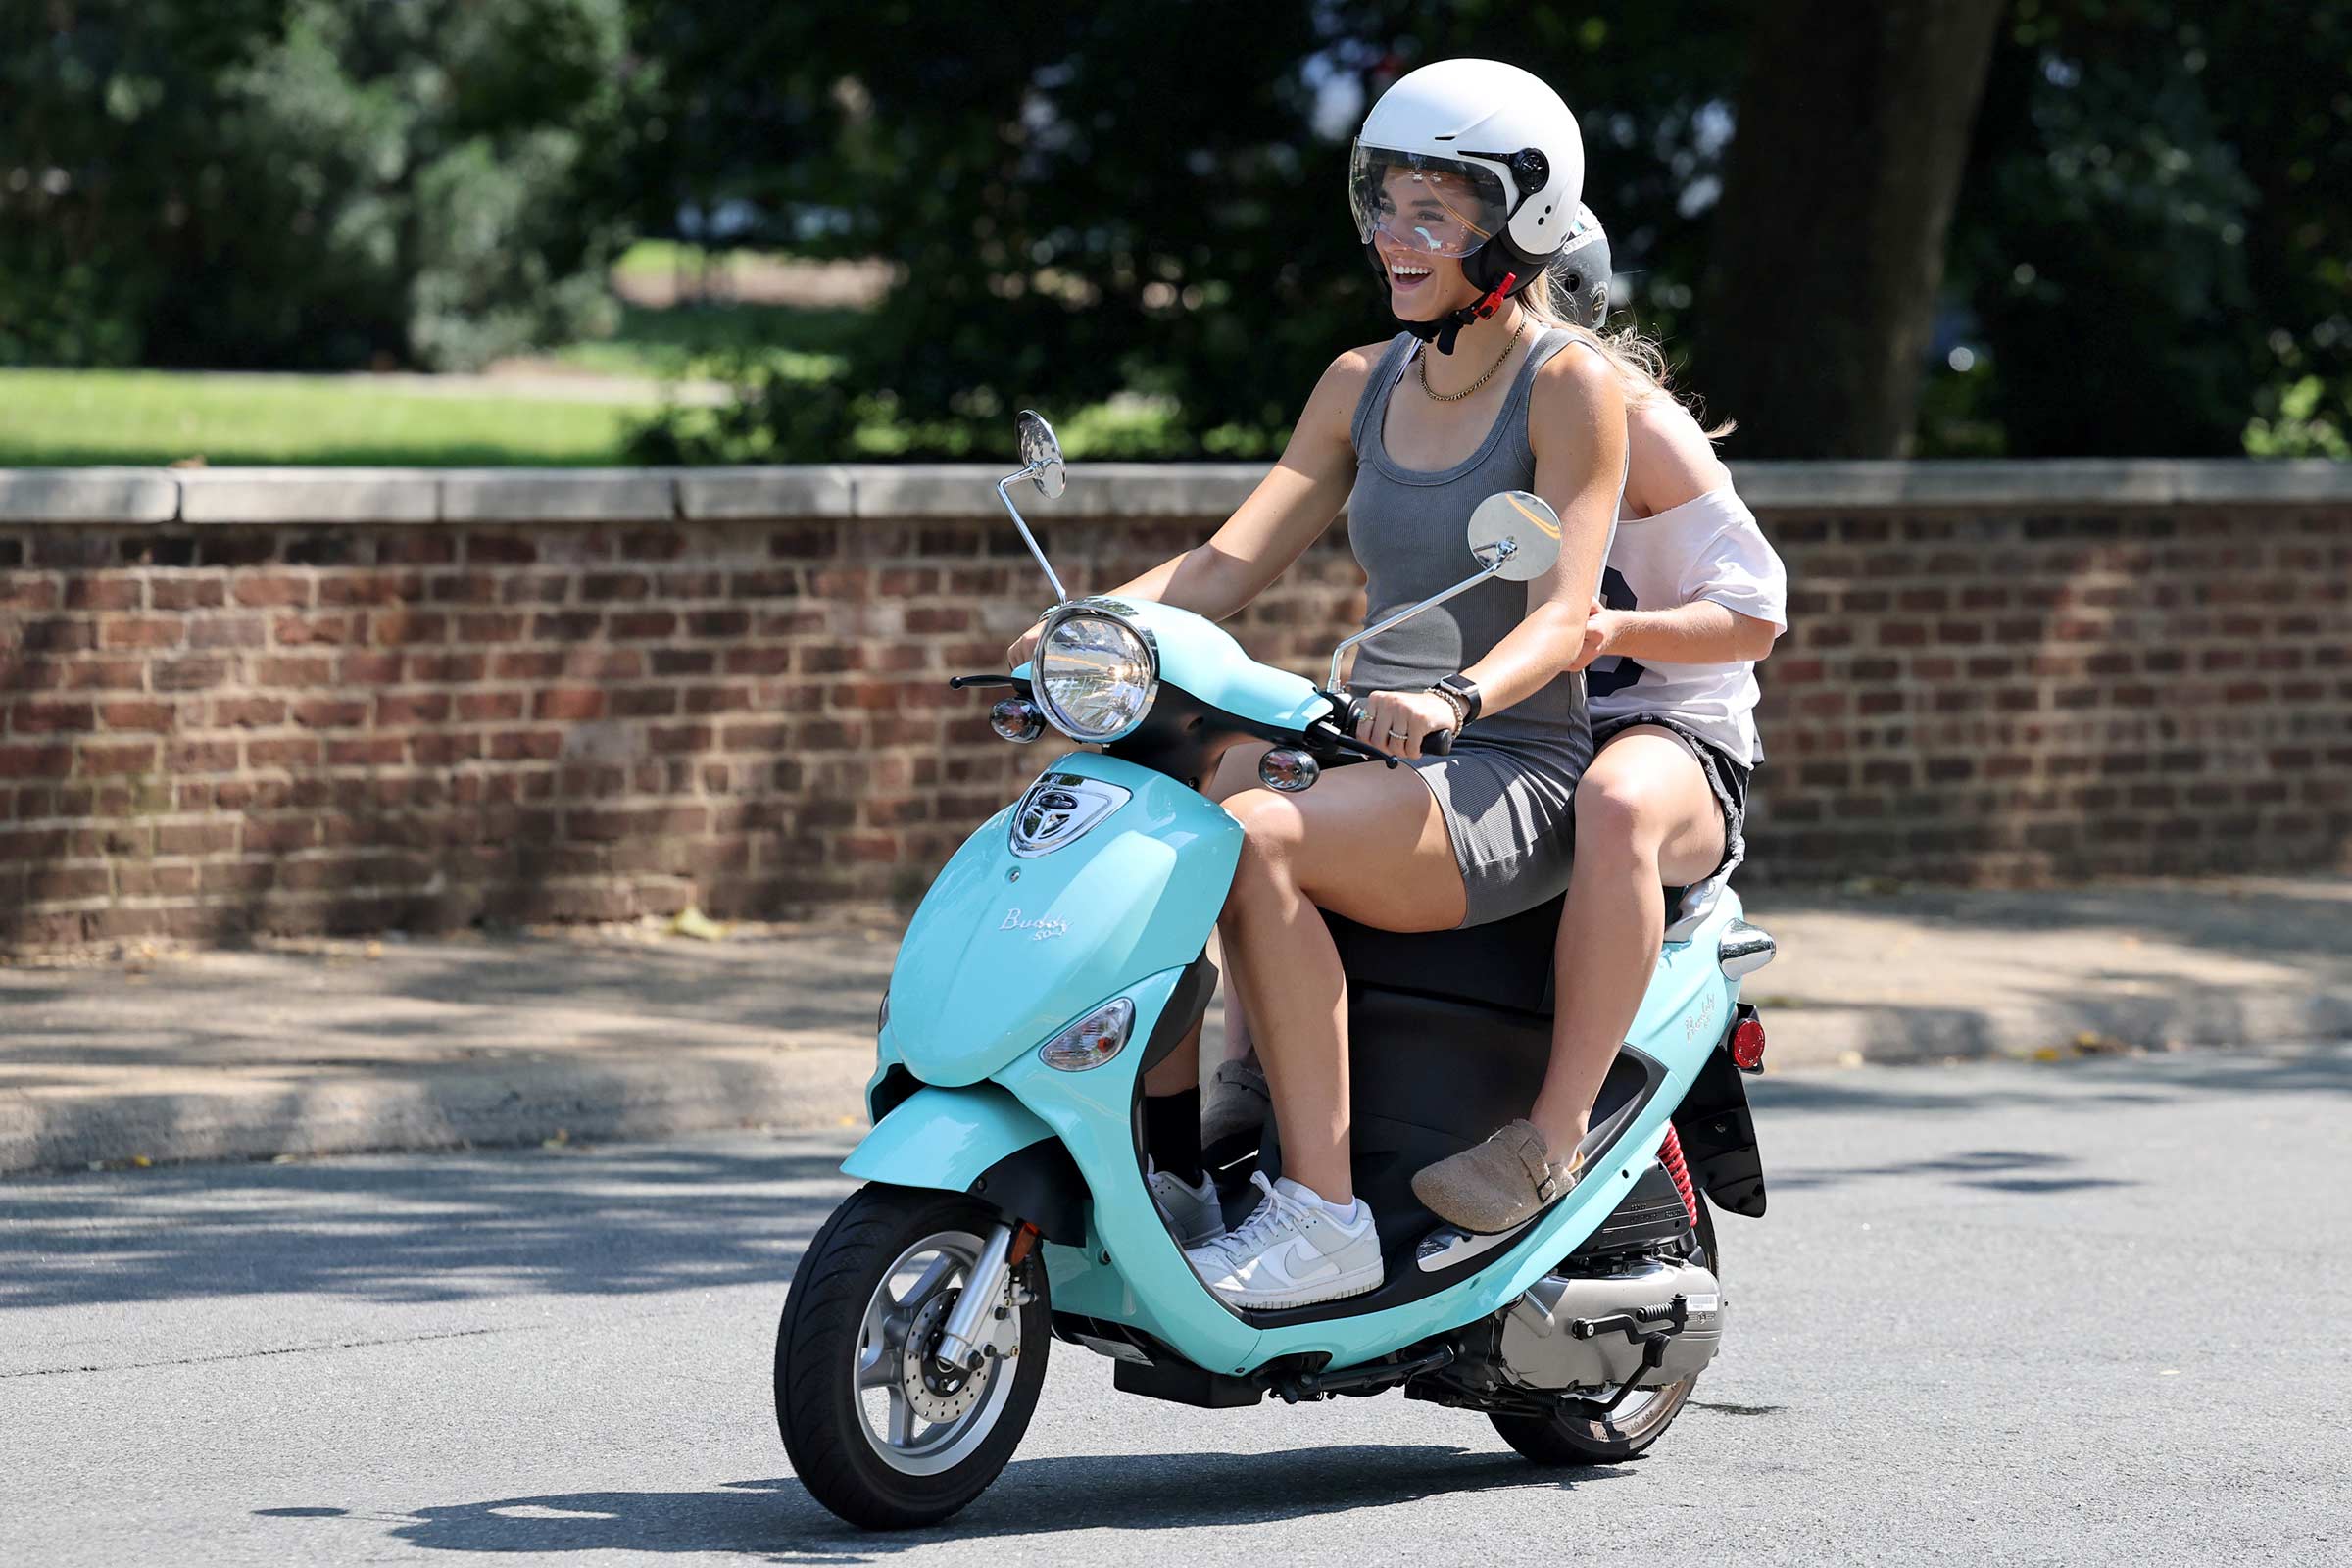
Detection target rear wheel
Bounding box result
[1489,1197,1718,1465]
[774,1184,1051,1529]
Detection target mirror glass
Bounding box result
[1015,409,1066,500]
[1465,489,1562,582]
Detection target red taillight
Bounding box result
[1731,1016,1767,1072]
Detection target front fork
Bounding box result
[933,1223,1016,1369]
[932,1219,1045,1370]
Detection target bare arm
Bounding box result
[1461,342,1627,713]
[1569,600,1780,670]
[1008,348,1371,666]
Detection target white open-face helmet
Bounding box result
[1348,59,1587,317]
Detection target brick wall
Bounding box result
[0,463,2346,947]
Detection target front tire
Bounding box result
[775,1184,1051,1529]
[1490,1197,1718,1466]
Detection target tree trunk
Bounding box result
[1696,0,2006,458]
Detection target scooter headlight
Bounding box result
[1034,608,1156,743]
[1038,997,1135,1072]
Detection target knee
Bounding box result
[1574,773,1666,866]
[1224,789,1305,886]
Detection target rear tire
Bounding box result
[1489,1197,1718,1466]
[775,1184,1051,1529]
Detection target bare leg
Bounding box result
[1142,741,1272,1101]
[1528,729,1726,1154]
[1217,764,1465,1203]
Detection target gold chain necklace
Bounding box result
[1419,316,1527,403]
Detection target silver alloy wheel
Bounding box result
[851,1229,1023,1476]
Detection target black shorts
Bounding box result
[1592,712,1753,922]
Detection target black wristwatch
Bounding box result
[1432,673,1483,726]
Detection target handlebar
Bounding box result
[1340,695,1454,758]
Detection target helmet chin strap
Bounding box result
[1396,271,1518,355]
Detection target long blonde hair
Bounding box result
[1516,268,1733,439]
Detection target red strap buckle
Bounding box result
[1472,271,1517,319]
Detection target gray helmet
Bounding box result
[1547,204,1612,329]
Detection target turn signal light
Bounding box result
[1039,997,1134,1072]
[991,698,1046,743]
[1730,1016,1767,1073]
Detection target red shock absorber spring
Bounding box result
[1659,1124,1700,1228]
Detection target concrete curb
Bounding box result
[0,1046,873,1176]
[1756,986,2352,1069]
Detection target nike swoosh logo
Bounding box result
[1270,1238,1332,1283]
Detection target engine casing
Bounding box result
[1496,1256,1726,1392]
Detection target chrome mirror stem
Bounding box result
[995,469,1069,606]
[1326,542,1514,693]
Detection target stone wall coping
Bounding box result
[1,458,2346,526]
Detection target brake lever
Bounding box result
[1303,717,1398,769]
[950,673,1032,694]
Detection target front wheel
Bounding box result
[775,1184,1051,1529]
[1490,1197,1718,1466]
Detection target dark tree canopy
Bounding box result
[2,0,640,371]
[6,1,2344,458]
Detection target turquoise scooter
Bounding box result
[775,412,1778,1529]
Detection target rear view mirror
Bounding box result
[1015,410,1066,500]
[1465,490,1561,582]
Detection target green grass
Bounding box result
[551,302,859,382]
[0,368,656,467]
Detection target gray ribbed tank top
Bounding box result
[1346,328,1590,746]
[1341,327,1600,926]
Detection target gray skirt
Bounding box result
[1405,728,1587,929]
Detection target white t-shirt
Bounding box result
[1586,487,1788,766]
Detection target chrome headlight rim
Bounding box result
[1031,602,1159,744]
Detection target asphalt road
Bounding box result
[3,1046,2344,1567]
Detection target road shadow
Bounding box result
[1769,1146,2137,1195]
[0,1139,855,1312]
[262,1446,1626,1558]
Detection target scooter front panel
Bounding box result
[886,754,1242,1088]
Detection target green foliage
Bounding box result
[623,2,1750,462]
[2,0,640,371]
[1939,0,2352,457]
[2244,376,2351,460]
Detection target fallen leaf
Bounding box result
[670,906,732,942]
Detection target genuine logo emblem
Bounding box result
[999,906,1069,942]
[1008,772,1131,858]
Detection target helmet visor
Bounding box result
[1348,144,1508,260]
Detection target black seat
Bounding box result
[1324,892,1567,1018]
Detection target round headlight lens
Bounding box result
[1035,611,1156,742]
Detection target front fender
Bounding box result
[841,1084,1054,1193]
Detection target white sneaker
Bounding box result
[1183,1172,1383,1310]
[1148,1164,1225,1248]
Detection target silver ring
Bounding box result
[1386,726,1408,740]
